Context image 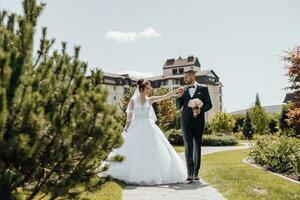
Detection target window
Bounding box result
[114,86,116,90]
[179,68,184,74]
[166,59,175,65]
[175,79,180,85]
[172,69,178,75]
[114,96,117,101]
[187,56,194,62]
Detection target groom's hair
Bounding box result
[137,79,150,92]
[184,70,196,76]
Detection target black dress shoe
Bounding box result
[186,177,194,182]
[193,176,200,181]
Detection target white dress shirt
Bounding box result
[188,82,198,97]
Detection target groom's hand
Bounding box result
[178,87,185,97]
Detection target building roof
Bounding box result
[147,69,218,80]
[163,56,201,69]
[103,72,125,79]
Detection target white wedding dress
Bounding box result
[102,97,187,185]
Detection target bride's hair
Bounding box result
[137,79,150,92]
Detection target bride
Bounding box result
[102,79,187,185]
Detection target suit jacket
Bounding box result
[176,83,212,132]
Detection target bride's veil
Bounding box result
[126,87,157,123]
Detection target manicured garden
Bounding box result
[200,149,300,200]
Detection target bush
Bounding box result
[167,130,238,146]
[0,1,123,199]
[250,135,300,180]
[231,114,245,133]
[211,112,236,134]
[202,135,238,146]
[234,132,247,140]
[167,129,183,145]
[203,123,214,135]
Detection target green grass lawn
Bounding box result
[173,145,185,153]
[23,180,125,200]
[76,180,125,200]
[200,149,300,200]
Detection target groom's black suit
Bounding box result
[176,83,212,177]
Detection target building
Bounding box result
[102,56,223,121]
[102,73,136,107]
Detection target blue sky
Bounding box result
[1,0,299,112]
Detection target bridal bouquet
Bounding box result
[188,98,203,118]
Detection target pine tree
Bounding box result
[279,103,291,130]
[249,93,270,134]
[0,1,123,199]
[255,93,261,106]
[243,111,253,139]
[284,47,300,134]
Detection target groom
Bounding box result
[176,67,212,182]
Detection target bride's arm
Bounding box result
[148,89,178,104]
[124,100,134,132]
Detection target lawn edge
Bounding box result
[243,158,300,185]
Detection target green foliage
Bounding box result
[166,129,183,145]
[250,135,300,180]
[211,112,236,134]
[202,135,238,146]
[279,103,296,136]
[203,122,214,135]
[243,111,253,139]
[119,86,180,132]
[231,114,245,133]
[0,1,123,199]
[153,87,180,132]
[167,130,238,146]
[255,93,261,107]
[119,87,135,128]
[279,104,290,131]
[268,116,279,134]
[234,132,246,140]
[249,94,270,135]
[201,149,300,200]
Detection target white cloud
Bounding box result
[139,27,162,38]
[105,27,162,43]
[105,31,138,43]
[118,70,157,79]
